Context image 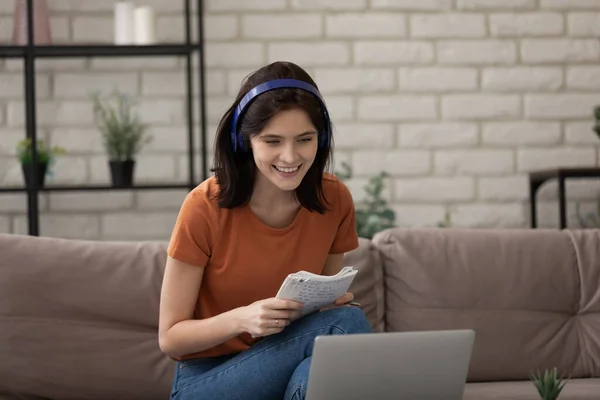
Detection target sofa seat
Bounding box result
[463,378,600,400]
[2,229,599,400]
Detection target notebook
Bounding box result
[275,266,358,316]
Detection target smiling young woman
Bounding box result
[158,61,372,400]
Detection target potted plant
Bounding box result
[576,200,600,228]
[530,367,570,400]
[335,161,396,239]
[91,90,152,187]
[16,138,65,188]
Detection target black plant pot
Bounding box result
[21,162,47,188]
[109,160,135,187]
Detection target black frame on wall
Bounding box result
[0,0,208,236]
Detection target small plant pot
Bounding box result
[21,162,47,188]
[109,160,135,187]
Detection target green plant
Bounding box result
[437,210,452,228]
[16,138,65,165]
[335,161,396,239]
[576,200,600,228]
[593,106,600,140]
[530,368,570,400]
[91,90,151,162]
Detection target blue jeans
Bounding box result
[170,306,372,400]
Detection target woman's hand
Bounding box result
[319,292,357,312]
[237,298,304,338]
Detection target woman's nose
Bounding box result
[280,143,297,163]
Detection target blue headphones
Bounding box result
[229,78,332,152]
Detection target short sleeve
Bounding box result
[329,180,359,254]
[167,188,219,267]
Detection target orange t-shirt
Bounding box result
[166,173,359,360]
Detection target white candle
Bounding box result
[134,6,156,45]
[114,1,134,45]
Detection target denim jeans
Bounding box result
[170,306,372,400]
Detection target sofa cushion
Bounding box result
[0,234,174,400]
[0,233,386,399]
[0,393,48,400]
[345,238,385,333]
[566,230,600,378]
[464,378,600,400]
[373,227,600,382]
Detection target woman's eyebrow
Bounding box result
[260,131,318,139]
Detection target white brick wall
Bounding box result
[410,14,486,38]
[327,14,407,38]
[243,14,323,39]
[520,39,600,63]
[437,40,517,65]
[568,13,600,37]
[372,0,452,10]
[354,41,434,65]
[396,177,476,201]
[434,150,514,176]
[269,42,349,66]
[399,68,477,91]
[481,67,562,91]
[457,0,535,9]
[0,216,9,233]
[398,123,478,147]
[482,122,561,145]
[489,13,563,37]
[442,94,521,119]
[291,0,367,10]
[2,0,600,239]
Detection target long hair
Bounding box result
[212,61,334,214]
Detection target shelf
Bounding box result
[529,167,600,182]
[0,46,26,58]
[0,186,28,193]
[35,44,197,58]
[4,2,206,237]
[0,183,193,193]
[0,43,199,59]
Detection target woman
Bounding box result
[158,61,372,400]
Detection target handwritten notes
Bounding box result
[276,267,358,316]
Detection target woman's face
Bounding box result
[250,108,319,193]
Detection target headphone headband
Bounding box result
[230,78,331,152]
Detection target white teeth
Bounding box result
[275,166,299,173]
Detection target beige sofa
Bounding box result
[0,227,598,399]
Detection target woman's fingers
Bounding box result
[259,315,289,327]
[334,292,354,305]
[264,298,304,311]
[251,318,288,338]
[260,309,297,321]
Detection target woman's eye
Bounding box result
[299,138,313,142]
[266,140,280,145]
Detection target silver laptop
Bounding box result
[305,329,475,400]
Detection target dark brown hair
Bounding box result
[212,61,334,213]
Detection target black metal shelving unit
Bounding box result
[0,0,208,236]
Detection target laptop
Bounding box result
[305,329,475,400]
